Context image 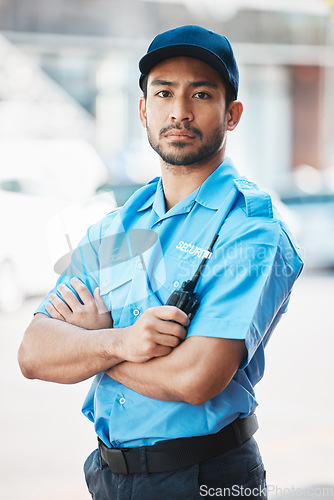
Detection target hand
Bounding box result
[119,306,189,363]
[46,277,113,330]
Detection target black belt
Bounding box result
[98,414,258,475]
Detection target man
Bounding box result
[18,25,303,499]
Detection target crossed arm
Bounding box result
[106,336,246,405]
[18,279,246,404]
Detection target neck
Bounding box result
[161,151,225,212]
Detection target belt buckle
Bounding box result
[103,447,128,475]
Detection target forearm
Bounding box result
[18,314,124,384]
[106,338,211,404]
[106,336,246,405]
[106,355,187,402]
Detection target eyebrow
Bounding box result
[189,80,219,89]
[150,79,218,89]
[151,79,176,87]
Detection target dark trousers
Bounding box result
[83,436,267,499]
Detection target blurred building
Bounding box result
[0,0,333,190]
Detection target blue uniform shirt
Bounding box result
[36,158,303,448]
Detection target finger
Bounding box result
[45,302,65,321]
[70,278,95,306]
[149,306,190,326]
[49,292,73,320]
[56,283,82,312]
[154,320,188,341]
[152,332,183,348]
[148,315,187,339]
[93,287,109,313]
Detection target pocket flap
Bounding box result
[100,258,136,294]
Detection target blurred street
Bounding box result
[0,270,333,499]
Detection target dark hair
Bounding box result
[141,73,236,109]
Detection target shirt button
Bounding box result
[119,398,126,405]
[138,263,143,270]
[133,309,140,316]
[173,281,180,288]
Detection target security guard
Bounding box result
[19,25,303,499]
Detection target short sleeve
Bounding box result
[187,218,303,367]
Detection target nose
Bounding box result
[169,97,194,122]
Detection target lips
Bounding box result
[164,130,196,139]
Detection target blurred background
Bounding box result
[0,0,333,498]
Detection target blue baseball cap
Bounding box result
[139,25,239,99]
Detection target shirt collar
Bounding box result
[194,158,240,210]
[152,178,165,218]
[137,157,239,216]
[137,178,159,213]
[153,178,200,219]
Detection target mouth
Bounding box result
[160,124,203,141]
[164,130,196,140]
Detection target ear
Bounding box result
[226,101,243,131]
[139,96,147,128]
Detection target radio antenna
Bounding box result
[182,233,219,293]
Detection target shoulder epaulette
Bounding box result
[233,178,273,218]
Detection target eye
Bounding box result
[194,91,210,100]
[156,90,171,98]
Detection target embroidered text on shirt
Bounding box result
[176,240,212,259]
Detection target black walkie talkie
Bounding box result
[165,233,219,321]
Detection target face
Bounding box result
[139,57,230,168]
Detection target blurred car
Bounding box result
[281,192,334,269]
[0,177,116,312]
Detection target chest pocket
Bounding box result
[98,238,204,320]
[99,258,136,314]
[99,254,164,325]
